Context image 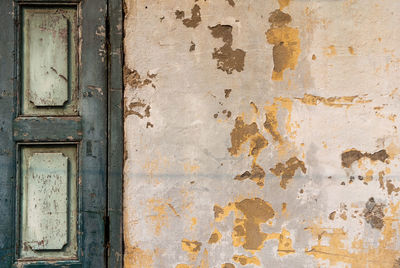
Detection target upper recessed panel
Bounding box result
[22,7,78,115]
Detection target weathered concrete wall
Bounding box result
[123,0,400,267]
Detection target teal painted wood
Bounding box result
[1,0,121,266]
[16,1,80,2]
[0,0,16,267]
[14,1,107,267]
[80,0,108,267]
[13,117,82,142]
[15,262,81,267]
[107,0,124,267]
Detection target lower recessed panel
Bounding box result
[20,145,78,260]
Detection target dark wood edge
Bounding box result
[107,0,124,267]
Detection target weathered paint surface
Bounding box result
[25,153,68,251]
[20,146,78,260]
[124,0,400,267]
[24,11,68,106]
[22,7,79,116]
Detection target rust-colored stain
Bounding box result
[341,149,389,168]
[213,199,275,250]
[234,163,266,187]
[228,117,259,156]
[183,4,201,28]
[124,67,155,89]
[228,117,268,160]
[264,103,282,142]
[224,89,232,98]
[232,255,260,266]
[306,202,400,267]
[270,157,306,189]
[209,24,246,74]
[266,9,300,81]
[228,116,268,186]
[214,205,224,219]
[295,94,371,108]
[221,263,235,268]
[233,198,275,250]
[125,101,151,119]
[364,197,385,229]
[125,247,154,268]
[226,0,235,7]
[208,229,222,244]
[386,180,400,195]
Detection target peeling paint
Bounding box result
[124,67,156,89]
[182,5,201,28]
[306,202,400,267]
[295,94,371,108]
[123,0,400,266]
[341,149,389,168]
[182,239,202,254]
[266,9,300,81]
[232,255,260,266]
[363,197,385,229]
[209,25,246,74]
[208,229,222,244]
[270,157,306,189]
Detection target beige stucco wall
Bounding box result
[123,0,400,267]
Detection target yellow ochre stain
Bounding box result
[208,229,222,244]
[125,247,154,268]
[278,0,290,10]
[228,115,268,187]
[270,157,307,189]
[213,198,295,257]
[233,255,261,266]
[348,46,355,55]
[175,265,191,268]
[190,217,197,231]
[305,202,400,268]
[146,198,169,236]
[184,162,200,174]
[266,10,301,81]
[295,94,371,108]
[263,97,293,144]
[181,239,202,261]
[324,45,336,57]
